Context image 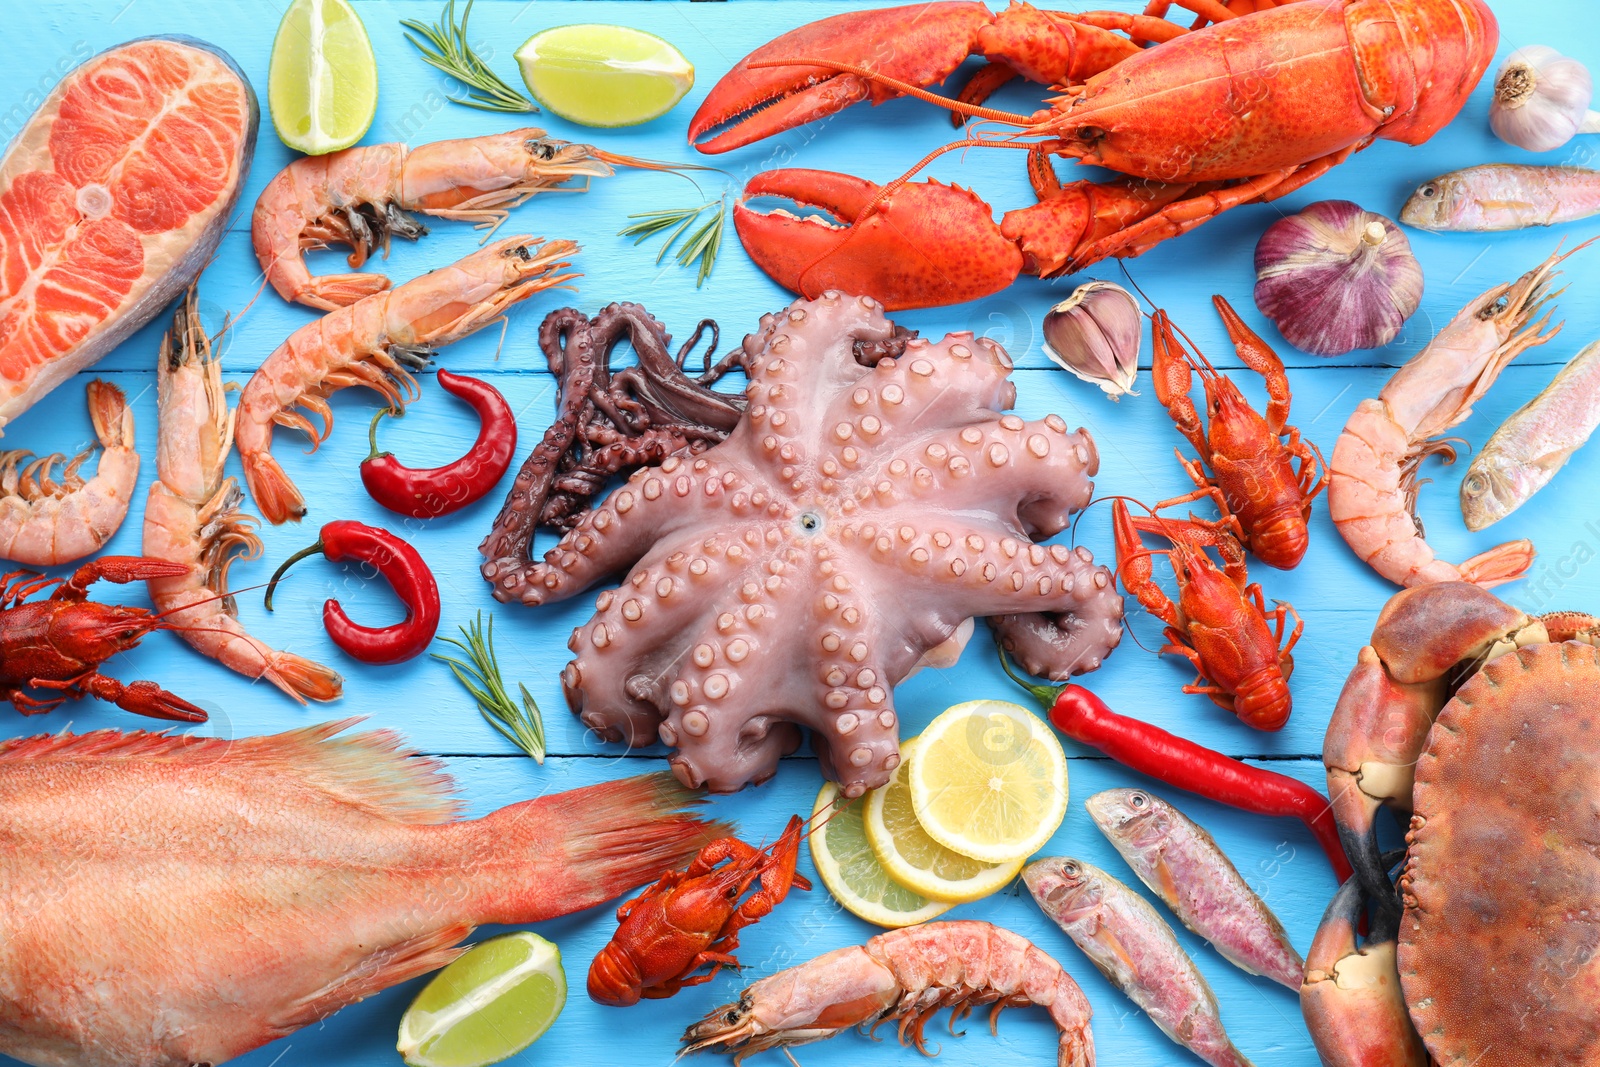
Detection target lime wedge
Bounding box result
[810,780,950,929]
[515,24,693,127]
[397,932,566,1067]
[269,0,378,155]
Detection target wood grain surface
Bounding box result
[3,2,1597,1065]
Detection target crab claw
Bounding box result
[734,169,1022,312]
[687,3,1000,154]
[1301,876,1429,1067]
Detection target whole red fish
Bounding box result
[0,721,727,1067]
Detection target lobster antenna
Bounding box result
[745,58,1033,126]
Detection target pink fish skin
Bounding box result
[1087,789,1303,989]
[0,721,727,1067]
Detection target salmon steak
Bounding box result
[0,36,256,431]
[0,721,727,1067]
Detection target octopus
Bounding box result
[480,303,749,552]
[480,293,1124,796]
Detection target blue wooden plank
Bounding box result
[0,2,1596,1066]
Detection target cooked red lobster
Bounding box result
[690,0,1499,309]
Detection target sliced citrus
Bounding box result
[515,24,693,127]
[396,931,566,1067]
[908,699,1068,864]
[811,780,950,928]
[269,0,379,155]
[865,736,1024,903]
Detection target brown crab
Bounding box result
[1311,582,1600,1065]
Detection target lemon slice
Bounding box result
[269,0,379,155]
[865,736,1024,903]
[397,932,566,1067]
[515,24,694,127]
[811,780,950,928]
[908,700,1068,864]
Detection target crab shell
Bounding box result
[1399,640,1600,1065]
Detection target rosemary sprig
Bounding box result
[400,0,539,114]
[618,198,727,287]
[433,612,546,763]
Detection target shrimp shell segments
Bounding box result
[142,288,342,703]
[0,380,138,566]
[682,921,1095,1067]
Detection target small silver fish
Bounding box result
[1401,164,1600,232]
[1087,789,1303,989]
[1462,339,1600,530]
[1024,857,1254,1067]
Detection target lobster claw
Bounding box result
[734,169,1022,312]
[687,3,999,154]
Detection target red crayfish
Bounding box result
[0,556,208,721]
[1113,501,1301,731]
[1147,296,1326,571]
[690,0,1499,309]
[587,814,810,1007]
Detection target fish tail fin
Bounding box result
[486,771,732,922]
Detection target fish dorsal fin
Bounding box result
[0,719,462,825]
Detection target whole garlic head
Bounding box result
[1041,281,1141,398]
[1491,45,1600,152]
[1254,201,1423,358]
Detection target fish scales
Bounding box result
[1086,789,1303,989]
[0,722,726,1067]
[1462,339,1600,530]
[1024,858,1253,1067]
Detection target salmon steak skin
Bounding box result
[0,721,729,1067]
[0,36,257,432]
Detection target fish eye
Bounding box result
[1466,474,1485,493]
[1128,792,1147,809]
[1420,183,1439,199]
[1060,860,1081,877]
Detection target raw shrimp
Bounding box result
[237,235,579,525]
[1328,243,1585,587]
[682,921,1095,1067]
[0,381,138,566]
[253,129,632,310]
[142,287,343,703]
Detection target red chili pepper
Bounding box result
[1000,652,1353,883]
[264,521,440,664]
[361,369,516,518]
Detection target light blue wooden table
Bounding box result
[6,2,1598,1064]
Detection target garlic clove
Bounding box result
[1254,200,1424,358]
[1041,281,1142,398]
[1491,45,1600,153]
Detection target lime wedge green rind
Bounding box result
[515,24,694,128]
[397,932,566,1067]
[269,0,379,155]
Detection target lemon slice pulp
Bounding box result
[908,699,1068,864]
[865,736,1024,903]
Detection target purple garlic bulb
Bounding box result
[1254,200,1423,357]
